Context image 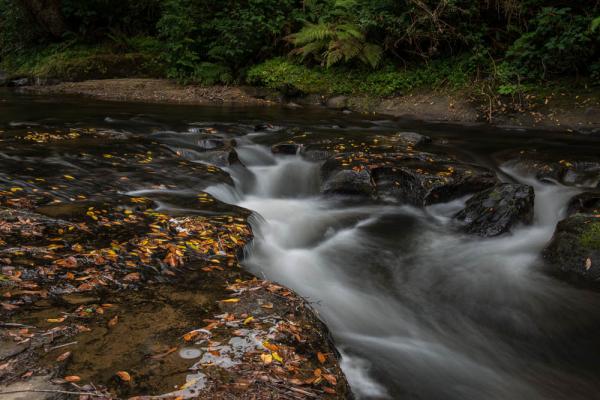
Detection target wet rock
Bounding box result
[271,142,302,155]
[326,96,348,110]
[321,151,497,204]
[193,149,240,167]
[0,339,29,361]
[454,183,535,237]
[0,374,62,400]
[544,215,600,283]
[10,78,30,87]
[499,150,600,187]
[254,123,274,132]
[393,131,432,147]
[321,168,375,197]
[567,191,600,216]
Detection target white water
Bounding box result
[202,141,600,400]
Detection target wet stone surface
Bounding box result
[0,127,349,399]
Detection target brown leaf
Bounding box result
[56,351,71,362]
[323,374,337,386]
[323,387,336,394]
[108,315,119,328]
[123,272,140,282]
[64,375,81,382]
[1,302,18,311]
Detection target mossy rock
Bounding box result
[543,215,600,283]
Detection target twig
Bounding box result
[0,389,108,397]
[46,341,78,352]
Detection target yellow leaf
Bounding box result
[47,317,66,323]
[220,298,240,303]
[272,352,283,363]
[243,316,254,325]
[63,175,75,180]
[260,353,273,364]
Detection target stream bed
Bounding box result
[2,89,600,399]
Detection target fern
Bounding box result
[288,21,382,68]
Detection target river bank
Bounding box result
[0,103,352,399]
[19,78,600,134]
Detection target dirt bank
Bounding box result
[22,78,600,133]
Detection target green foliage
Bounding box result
[0,0,42,56]
[0,41,165,81]
[247,57,472,97]
[288,22,382,68]
[502,7,598,80]
[61,0,162,39]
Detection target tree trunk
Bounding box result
[17,0,67,39]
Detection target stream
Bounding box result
[2,89,600,399]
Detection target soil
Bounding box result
[21,78,600,133]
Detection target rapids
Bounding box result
[3,89,600,399]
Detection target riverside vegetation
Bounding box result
[0,1,599,119]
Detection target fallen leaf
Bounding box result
[183,330,199,342]
[323,373,337,385]
[47,317,66,323]
[108,315,119,328]
[585,258,592,270]
[263,341,278,352]
[220,298,240,303]
[64,375,81,382]
[313,368,322,377]
[260,353,273,364]
[116,370,131,382]
[317,352,326,364]
[56,351,71,362]
[272,352,283,363]
[261,302,274,309]
[243,316,254,325]
[324,387,336,394]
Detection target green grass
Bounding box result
[1,37,166,81]
[246,57,474,97]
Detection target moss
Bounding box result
[581,220,600,250]
[0,39,166,81]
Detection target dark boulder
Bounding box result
[271,142,303,155]
[321,151,497,204]
[543,215,600,283]
[322,169,375,197]
[454,183,535,237]
[567,191,600,216]
[325,96,348,110]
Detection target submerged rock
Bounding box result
[454,183,535,237]
[393,131,432,147]
[544,215,600,283]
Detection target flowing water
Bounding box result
[2,89,600,399]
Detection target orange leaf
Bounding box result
[317,352,326,364]
[64,375,81,382]
[116,370,131,382]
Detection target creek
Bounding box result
[2,89,600,399]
